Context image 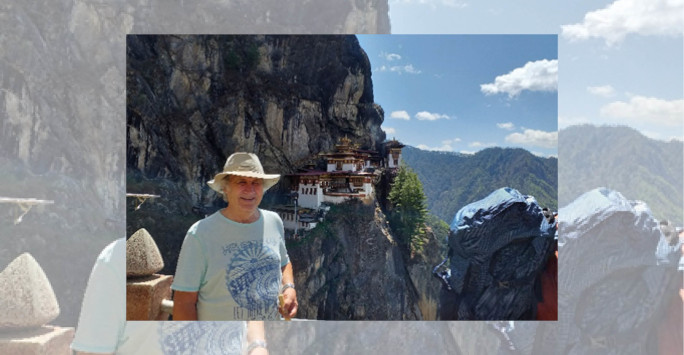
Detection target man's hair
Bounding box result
[220,175,232,202]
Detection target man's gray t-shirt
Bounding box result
[171,209,289,320]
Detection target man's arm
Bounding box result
[246,321,268,355]
[279,262,298,318]
[71,239,125,355]
[173,290,199,320]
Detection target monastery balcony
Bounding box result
[324,191,366,198]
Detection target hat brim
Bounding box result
[208,171,280,194]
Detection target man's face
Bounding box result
[223,175,264,214]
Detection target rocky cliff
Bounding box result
[126,35,387,273]
[127,35,385,207]
[0,0,391,329]
[287,200,422,320]
[125,35,446,319]
[0,0,129,327]
[130,0,390,35]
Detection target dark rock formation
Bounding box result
[126,35,386,275]
[405,228,443,320]
[287,200,421,320]
[436,187,556,320]
[493,188,681,354]
[127,35,385,182]
[125,35,445,320]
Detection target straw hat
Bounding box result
[207,153,280,193]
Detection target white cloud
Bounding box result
[377,63,422,75]
[442,137,461,145]
[587,85,616,98]
[388,64,422,75]
[415,111,450,120]
[390,110,411,120]
[505,129,558,149]
[417,143,454,152]
[403,64,421,74]
[384,52,402,61]
[600,96,684,127]
[469,141,496,148]
[497,122,515,130]
[561,0,684,46]
[481,59,558,98]
[382,126,397,135]
[441,0,468,8]
[459,150,476,155]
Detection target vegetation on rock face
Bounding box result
[387,164,429,254]
[223,40,261,71]
[424,214,449,259]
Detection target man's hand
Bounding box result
[279,287,298,319]
[246,322,268,354]
[249,347,269,355]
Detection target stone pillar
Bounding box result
[126,228,173,320]
[0,326,75,355]
[126,274,173,320]
[0,253,74,354]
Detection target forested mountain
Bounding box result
[401,146,558,224]
[559,125,683,225]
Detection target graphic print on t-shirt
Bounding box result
[224,240,280,319]
[159,322,243,355]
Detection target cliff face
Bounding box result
[405,229,443,320]
[1,0,390,329]
[287,200,422,320]
[127,35,385,207]
[0,0,129,328]
[129,0,390,34]
[126,35,387,276]
[125,35,442,320]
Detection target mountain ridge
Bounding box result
[559,124,683,225]
[401,145,558,223]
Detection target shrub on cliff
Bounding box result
[388,164,428,253]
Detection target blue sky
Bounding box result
[357,35,558,157]
[385,0,684,144]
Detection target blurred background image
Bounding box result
[1,0,681,354]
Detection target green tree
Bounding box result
[388,164,428,253]
[425,213,450,258]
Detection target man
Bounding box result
[71,238,269,355]
[172,152,298,320]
